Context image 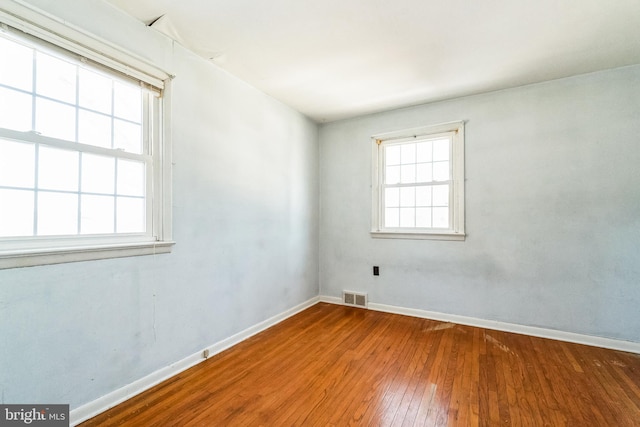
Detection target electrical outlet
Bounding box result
[373,266,379,276]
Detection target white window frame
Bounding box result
[0,2,174,269]
[371,121,465,241]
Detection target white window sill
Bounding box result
[0,241,175,269]
[370,231,466,241]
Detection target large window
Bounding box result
[371,121,465,240]
[0,6,172,268]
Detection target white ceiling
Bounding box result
[104,0,640,122]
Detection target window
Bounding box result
[371,121,465,240]
[0,6,173,268]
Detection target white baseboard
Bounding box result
[70,296,320,425]
[319,296,640,354]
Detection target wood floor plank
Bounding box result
[81,303,640,426]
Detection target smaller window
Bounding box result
[371,121,465,240]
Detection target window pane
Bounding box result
[415,186,432,207]
[416,207,432,228]
[400,187,415,207]
[433,161,449,182]
[416,141,432,163]
[116,197,145,233]
[433,138,449,161]
[385,145,400,165]
[385,208,399,228]
[117,159,145,196]
[114,119,142,154]
[0,189,34,237]
[399,207,415,227]
[0,37,33,91]
[114,81,141,122]
[38,146,79,191]
[400,164,415,184]
[0,87,32,131]
[37,192,78,235]
[385,187,399,207]
[432,207,449,228]
[78,110,112,148]
[81,194,114,234]
[0,139,35,188]
[81,153,115,194]
[416,163,432,183]
[400,143,416,164]
[385,165,400,185]
[35,97,76,141]
[432,185,449,206]
[79,68,112,114]
[36,52,76,104]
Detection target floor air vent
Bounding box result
[343,291,368,308]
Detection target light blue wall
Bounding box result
[0,0,319,408]
[319,65,640,343]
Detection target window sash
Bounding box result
[0,129,154,241]
[381,182,452,230]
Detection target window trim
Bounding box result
[0,2,174,269]
[371,121,465,241]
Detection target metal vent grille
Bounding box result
[343,291,368,308]
[344,292,355,305]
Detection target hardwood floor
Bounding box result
[81,303,640,426]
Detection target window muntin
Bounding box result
[372,122,465,240]
[0,14,172,267]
